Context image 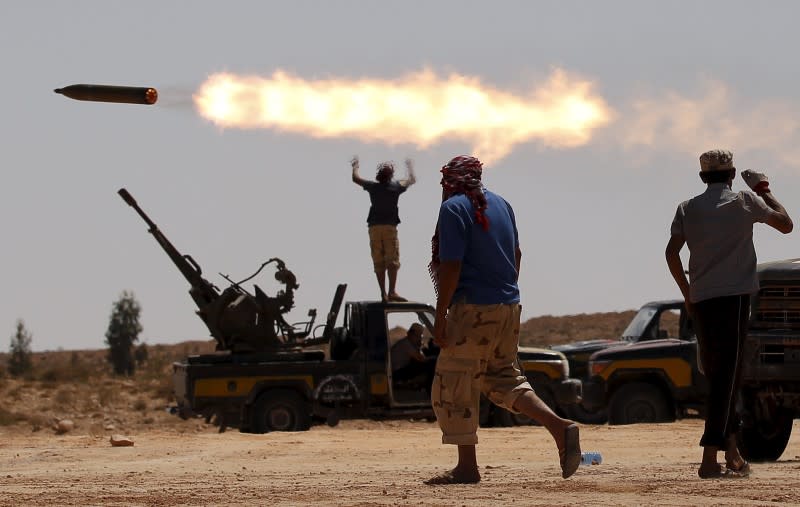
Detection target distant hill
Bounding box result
[390,310,637,349]
[519,311,637,348]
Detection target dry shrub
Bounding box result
[54,386,75,409]
[133,398,148,411]
[137,344,176,381]
[38,359,92,384]
[0,405,24,426]
[8,385,25,400]
[39,380,58,391]
[147,374,175,401]
[97,385,115,408]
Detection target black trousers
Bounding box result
[692,294,749,448]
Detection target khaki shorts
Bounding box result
[431,303,531,445]
[368,225,400,273]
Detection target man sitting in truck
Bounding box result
[391,323,435,388]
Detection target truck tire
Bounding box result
[608,382,674,425]
[488,406,515,427]
[566,402,608,425]
[738,407,793,462]
[252,390,312,433]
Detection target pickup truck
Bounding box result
[581,258,800,461]
[173,296,583,432]
[551,300,692,423]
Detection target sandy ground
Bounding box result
[2,418,800,507]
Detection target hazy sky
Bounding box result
[3,1,800,351]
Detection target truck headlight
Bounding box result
[559,358,570,378]
[589,360,612,377]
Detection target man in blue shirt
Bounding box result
[352,156,416,302]
[426,155,581,485]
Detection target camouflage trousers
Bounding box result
[432,302,532,445]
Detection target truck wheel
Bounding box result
[565,402,608,425]
[325,411,340,428]
[738,407,793,462]
[489,407,514,427]
[252,390,311,433]
[510,410,535,426]
[608,382,673,425]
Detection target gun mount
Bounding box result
[118,188,319,354]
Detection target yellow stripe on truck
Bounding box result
[598,358,692,388]
[370,374,388,395]
[520,360,562,380]
[194,375,314,397]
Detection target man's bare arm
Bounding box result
[433,260,462,348]
[665,235,691,304]
[760,191,793,234]
[399,158,416,188]
[515,246,522,282]
[351,156,368,186]
[741,170,793,234]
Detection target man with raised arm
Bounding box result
[666,149,792,479]
[352,156,416,302]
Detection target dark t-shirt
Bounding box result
[358,181,408,225]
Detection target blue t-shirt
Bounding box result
[358,180,407,225]
[438,190,520,304]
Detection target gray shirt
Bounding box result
[671,183,771,303]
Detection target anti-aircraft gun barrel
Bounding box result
[117,188,219,305]
[118,188,303,354]
[117,188,220,321]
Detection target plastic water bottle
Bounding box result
[580,451,603,466]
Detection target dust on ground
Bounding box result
[2,418,800,507]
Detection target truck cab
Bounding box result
[552,300,694,423]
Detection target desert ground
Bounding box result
[2,313,797,506]
[1,417,800,506]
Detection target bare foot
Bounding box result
[387,293,407,302]
[698,463,723,479]
[725,456,750,475]
[558,423,581,479]
[725,438,750,475]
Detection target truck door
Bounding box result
[385,309,438,407]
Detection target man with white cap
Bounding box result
[665,149,792,478]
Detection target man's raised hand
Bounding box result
[741,169,770,195]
